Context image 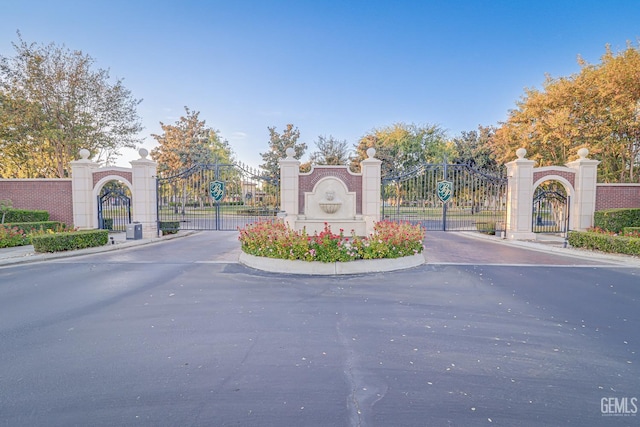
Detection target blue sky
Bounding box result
[2,0,640,168]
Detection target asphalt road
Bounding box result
[0,232,638,426]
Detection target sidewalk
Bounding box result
[0,231,195,267]
[459,231,640,267]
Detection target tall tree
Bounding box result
[0,33,143,177]
[309,135,350,165]
[259,124,307,181]
[451,126,500,170]
[490,42,640,182]
[352,122,449,175]
[150,106,233,175]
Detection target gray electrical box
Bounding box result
[126,223,142,240]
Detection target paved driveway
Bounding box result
[0,232,638,426]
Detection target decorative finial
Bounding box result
[79,149,90,160]
[285,147,295,158]
[577,147,589,159]
[139,148,149,159]
[366,147,376,159]
[516,148,527,159]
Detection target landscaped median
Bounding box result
[237,220,425,275]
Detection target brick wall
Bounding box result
[596,184,640,211]
[532,169,576,187]
[298,167,362,214]
[0,179,74,225]
[92,169,132,186]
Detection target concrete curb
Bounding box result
[0,231,198,267]
[458,231,640,266]
[238,252,425,275]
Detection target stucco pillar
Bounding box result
[566,148,600,231]
[130,148,158,238]
[360,147,382,235]
[505,148,536,240]
[278,147,300,229]
[70,149,99,229]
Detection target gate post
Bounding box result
[361,147,382,235]
[70,149,99,229]
[130,148,158,238]
[505,148,536,240]
[279,147,300,229]
[566,148,600,231]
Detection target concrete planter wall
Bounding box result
[238,251,425,275]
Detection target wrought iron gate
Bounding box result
[98,188,132,232]
[382,162,507,231]
[532,189,569,234]
[156,162,279,231]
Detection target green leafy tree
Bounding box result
[309,135,351,165]
[352,122,449,175]
[260,124,307,181]
[151,107,234,213]
[0,32,143,177]
[353,122,448,208]
[451,126,500,170]
[151,106,233,175]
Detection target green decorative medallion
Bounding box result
[437,180,453,203]
[209,180,226,202]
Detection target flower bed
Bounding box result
[238,220,425,263]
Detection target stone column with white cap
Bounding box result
[130,148,158,238]
[70,149,99,229]
[360,147,382,235]
[566,148,600,231]
[505,148,536,240]
[278,147,301,229]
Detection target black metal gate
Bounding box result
[532,189,569,234]
[156,162,279,231]
[98,188,132,231]
[382,162,507,231]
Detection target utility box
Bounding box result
[126,223,142,240]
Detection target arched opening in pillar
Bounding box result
[97,179,133,232]
[532,179,571,235]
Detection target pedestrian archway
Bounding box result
[97,180,132,231]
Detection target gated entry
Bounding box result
[156,162,279,231]
[382,162,507,231]
[98,186,132,232]
[532,188,569,234]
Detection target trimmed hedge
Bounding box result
[159,221,179,235]
[567,231,640,256]
[32,230,109,253]
[594,208,640,233]
[475,221,496,235]
[4,221,65,234]
[2,209,49,223]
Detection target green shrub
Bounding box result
[1,209,50,223]
[475,221,496,235]
[567,231,640,256]
[101,218,114,230]
[159,221,179,235]
[32,230,109,253]
[594,208,640,233]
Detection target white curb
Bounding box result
[238,252,425,275]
